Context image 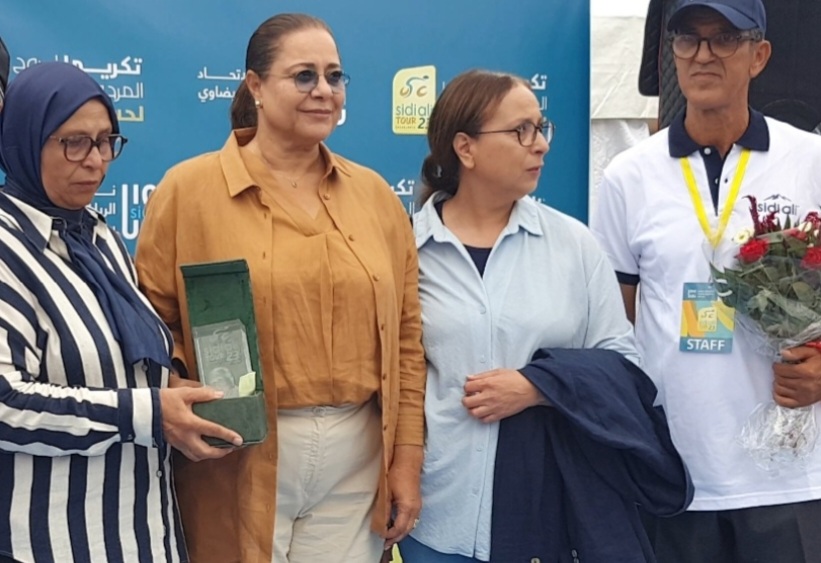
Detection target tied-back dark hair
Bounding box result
[230,13,333,129]
[419,69,530,204]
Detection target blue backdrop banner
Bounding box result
[3,1,590,253]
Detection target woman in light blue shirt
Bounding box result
[399,69,643,562]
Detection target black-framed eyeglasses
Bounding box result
[669,30,763,60]
[288,69,350,94]
[48,134,128,162]
[472,119,555,147]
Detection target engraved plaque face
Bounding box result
[193,319,253,398]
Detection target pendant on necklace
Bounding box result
[289,180,297,188]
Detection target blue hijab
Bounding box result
[0,62,172,370]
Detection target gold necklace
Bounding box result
[278,170,308,189]
[275,157,323,189]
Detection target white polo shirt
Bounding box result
[591,111,821,511]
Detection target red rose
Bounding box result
[801,247,821,269]
[738,238,769,263]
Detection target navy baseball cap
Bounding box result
[667,0,767,33]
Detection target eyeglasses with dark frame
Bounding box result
[287,69,350,94]
[472,119,555,147]
[48,134,128,163]
[669,30,764,60]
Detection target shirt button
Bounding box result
[156,470,163,478]
[382,373,388,380]
[323,193,331,200]
[265,503,272,512]
[479,356,486,363]
[348,234,355,241]
[380,323,385,331]
[383,424,388,431]
[480,307,487,314]
[703,147,712,155]
[372,274,380,282]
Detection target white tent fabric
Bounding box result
[591,0,656,119]
[589,0,656,220]
[592,0,651,18]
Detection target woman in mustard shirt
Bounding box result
[135,13,425,563]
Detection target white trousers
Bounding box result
[273,401,384,563]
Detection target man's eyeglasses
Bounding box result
[472,120,555,147]
[289,69,350,94]
[48,134,128,162]
[670,31,763,60]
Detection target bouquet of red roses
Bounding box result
[710,196,821,472]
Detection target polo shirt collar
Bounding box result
[668,108,770,158]
[220,128,350,198]
[414,192,544,249]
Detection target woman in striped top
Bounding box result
[0,62,242,563]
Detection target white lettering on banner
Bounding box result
[118,183,156,241]
[14,53,150,124]
[390,179,416,197]
[197,67,245,81]
[104,82,145,102]
[56,55,143,79]
[198,86,236,103]
[11,57,41,74]
[115,106,144,122]
[89,202,117,217]
[530,73,548,90]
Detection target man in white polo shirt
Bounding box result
[592,0,821,561]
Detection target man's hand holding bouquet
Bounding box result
[711,196,821,472]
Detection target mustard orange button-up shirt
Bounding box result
[239,143,381,407]
[135,129,425,563]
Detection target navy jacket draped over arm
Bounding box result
[491,348,693,563]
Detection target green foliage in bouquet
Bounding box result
[710,196,821,342]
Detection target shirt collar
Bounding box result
[220,128,351,198]
[414,192,544,249]
[0,192,106,252]
[668,108,770,158]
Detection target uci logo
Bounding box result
[399,75,430,98]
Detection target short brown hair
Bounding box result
[419,69,530,203]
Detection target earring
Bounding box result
[254,99,263,109]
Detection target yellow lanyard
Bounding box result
[680,148,751,248]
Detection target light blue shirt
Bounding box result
[410,194,639,560]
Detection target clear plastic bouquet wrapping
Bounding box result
[710,196,821,473]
